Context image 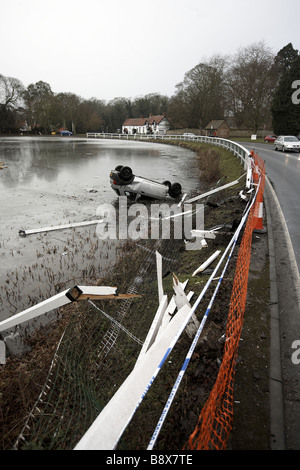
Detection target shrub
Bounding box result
[197,148,221,184]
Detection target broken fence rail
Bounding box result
[19,219,104,237]
[0,285,140,333]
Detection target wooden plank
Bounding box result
[0,290,71,332]
[192,250,221,277]
[177,193,187,207]
[190,229,217,239]
[173,274,199,338]
[158,289,194,336]
[135,295,168,364]
[246,164,252,188]
[19,219,104,237]
[185,179,240,204]
[0,341,6,365]
[78,293,141,300]
[158,279,189,332]
[156,251,164,304]
[79,286,117,296]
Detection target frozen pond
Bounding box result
[0,136,199,325]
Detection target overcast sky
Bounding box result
[1,0,299,102]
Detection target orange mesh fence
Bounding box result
[184,152,265,450]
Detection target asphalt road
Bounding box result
[243,141,300,273]
[242,140,300,450]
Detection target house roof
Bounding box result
[123,115,167,127]
[122,117,146,127]
[205,120,230,130]
[148,115,167,125]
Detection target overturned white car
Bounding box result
[110,165,182,201]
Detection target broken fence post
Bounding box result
[190,229,217,239]
[135,294,168,365]
[185,178,241,204]
[192,250,221,277]
[156,251,164,304]
[173,274,199,338]
[0,340,6,365]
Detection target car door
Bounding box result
[278,136,284,150]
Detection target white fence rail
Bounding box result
[86,133,251,169]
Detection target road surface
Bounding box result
[243,141,300,272]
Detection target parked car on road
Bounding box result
[183,133,196,139]
[274,135,300,152]
[110,165,182,201]
[60,130,73,136]
[264,135,277,143]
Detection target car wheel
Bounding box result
[169,182,182,198]
[282,146,286,152]
[115,165,123,171]
[119,166,133,181]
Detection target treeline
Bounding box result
[1,41,299,135]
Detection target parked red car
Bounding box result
[264,135,277,143]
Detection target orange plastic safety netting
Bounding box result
[184,152,265,450]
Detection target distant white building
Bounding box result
[122,114,170,135]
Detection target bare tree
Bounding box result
[0,74,25,110]
[76,99,106,133]
[168,55,228,130]
[226,42,277,131]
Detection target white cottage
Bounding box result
[122,114,170,135]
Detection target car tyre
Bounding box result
[169,182,182,198]
[119,166,134,183]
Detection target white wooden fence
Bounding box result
[86,133,251,169]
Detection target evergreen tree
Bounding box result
[271,44,300,135]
